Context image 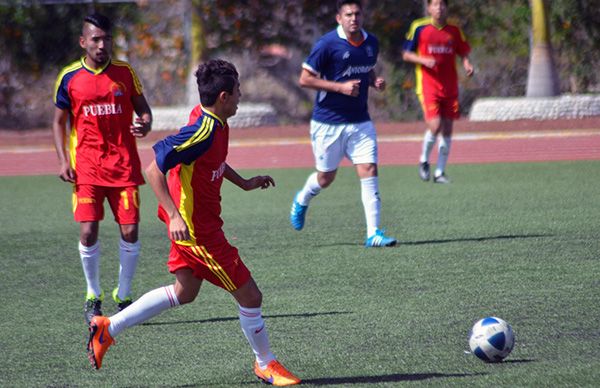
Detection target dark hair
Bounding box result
[427,0,448,4]
[195,59,239,106]
[83,12,112,32]
[337,0,362,12]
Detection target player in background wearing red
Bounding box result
[402,0,474,183]
[86,59,300,386]
[52,13,152,324]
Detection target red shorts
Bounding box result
[419,94,460,121]
[167,236,251,292]
[73,184,140,224]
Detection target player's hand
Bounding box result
[244,175,276,191]
[464,62,475,77]
[58,162,76,183]
[130,117,152,138]
[169,214,190,242]
[339,79,361,97]
[373,77,386,91]
[422,57,436,69]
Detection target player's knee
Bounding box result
[318,172,336,188]
[176,290,197,305]
[120,225,138,243]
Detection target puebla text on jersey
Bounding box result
[54,57,145,187]
[152,106,229,245]
[403,17,471,98]
[303,25,379,124]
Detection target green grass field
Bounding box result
[1,161,599,387]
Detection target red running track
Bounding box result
[0,129,599,177]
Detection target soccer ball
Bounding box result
[469,316,515,362]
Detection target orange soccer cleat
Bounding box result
[87,316,114,369]
[254,360,301,386]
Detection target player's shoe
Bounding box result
[419,162,431,181]
[365,229,397,248]
[87,316,114,370]
[254,360,301,386]
[433,173,451,184]
[84,291,104,326]
[289,193,308,231]
[112,287,133,311]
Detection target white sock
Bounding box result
[117,238,140,300]
[435,136,452,177]
[420,130,436,164]
[296,172,322,206]
[79,241,102,298]
[108,284,179,337]
[360,177,381,237]
[238,306,275,369]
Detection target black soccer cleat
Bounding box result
[84,298,103,326]
[433,173,451,184]
[419,162,431,181]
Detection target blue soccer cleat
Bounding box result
[365,229,397,247]
[289,193,308,231]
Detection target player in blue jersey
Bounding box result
[289,0,396,247]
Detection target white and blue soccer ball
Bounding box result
[468,316,515,362]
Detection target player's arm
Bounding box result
[145,160,190,241]
[131,94,153,138]
[298,68,361,97]
[51,107,75,183]
[223,163,275,191]
[401,50,436,69]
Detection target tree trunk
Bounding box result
[526,0,560,97]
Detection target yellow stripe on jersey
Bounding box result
[54,59,83,104]
[69,124,78,171]
[112,59,144,94]
[405,17,432,40]
[176,161,196,246]
[175,115,214,152]
[192,245,236,291]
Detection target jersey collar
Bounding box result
[201,107,225,127]
[429,17,447,29]
[81,56,111,75]
[336,25,368,46]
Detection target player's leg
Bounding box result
[233,278,300,386]
[290,121,344,231]
[433,98,459,183]
[108,186,141,311]
[87,270,194,369]
[75,184,106,324]
[419,94,442,181]
[349,122,396,247]
[433,118,454,183]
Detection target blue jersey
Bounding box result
[303,25,379,124]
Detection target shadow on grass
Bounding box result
[314,233,551,248]
[402,233,552,246]
[141,310,351,326]
[266,372,485,385]
[502,358,536,364]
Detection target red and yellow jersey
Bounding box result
[152,105,229,246]
[54,57,144,186]
[403,17,471,98]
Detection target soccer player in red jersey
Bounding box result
[52,13,153,324]
[86,59,300,386]
[402,0,474,183]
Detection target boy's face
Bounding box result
[80,23,112,67]
[223,80,241,118]
[428,0,448,24]
[336,3,363,37]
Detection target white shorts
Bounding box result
[310,120,378,172]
